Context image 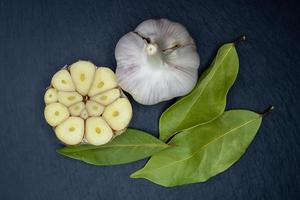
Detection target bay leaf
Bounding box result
[131,110,264,187]
[159,43,239,141]
[57,128,169,166]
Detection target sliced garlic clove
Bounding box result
[86,100,105,117]
[44,88,58,104]
[44,103,70,127]
[51,69,75,91]
[80,109,89,120]
[69,102,85,116]
[88,67,118,97]
[57,91,83,107]
[90,88,120,106]
[55,117,84,145]
[102,98,132,131]
[85,117,113,145]
[70,60,96,96]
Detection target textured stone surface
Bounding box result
[0,0,299,199]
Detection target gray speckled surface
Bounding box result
[0,0,299,199]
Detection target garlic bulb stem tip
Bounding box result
[146,44,158,55]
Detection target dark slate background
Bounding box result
[0,0,299,199]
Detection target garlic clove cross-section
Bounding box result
[69,102,85,116]
[44,102,70,127]
[44,60,132,146]
[103,98,132,131]
[80,109,89,120]
[86,100,105,117]
[70,61,96,96]
[57,91,83,107]
[115,18,200,105]
[44,88,58,104]
[85,117,113,145]
[55,117,84,145]
[51,69,75,92]
[90,88,120,106]
[88,67,118,97]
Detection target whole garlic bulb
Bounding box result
[44,61,132,146]
[115,18,200,105]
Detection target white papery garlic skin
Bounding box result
[44,61,132,146]
[115,18,200,105]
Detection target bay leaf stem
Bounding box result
[260,106,275,117]
[234,35,246,45]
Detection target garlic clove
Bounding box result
[86,100,105,117]
[80,109,89,120]
[55,117,84,145]
[51,69,75,92]
[69,102,85,116]
[88,67,118,97]
[115,32,145,73]
[85,117,113,145]
[102,98,132,131]
[70,60,96,96]
[90,88,120,106]
[165,44,200,69]
[115,18,200,105]
[44,88,58,104]
[57,91,83,107]
[44,103,70,127]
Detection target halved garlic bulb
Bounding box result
[44,60,132,146]
[115,18,200,105]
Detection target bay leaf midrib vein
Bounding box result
[137,116,260,174]
[62,143,169,154]
[162,45,234,138]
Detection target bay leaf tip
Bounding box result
[130,171,142,179]
[56,148,67,155]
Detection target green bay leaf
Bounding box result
[159,43,239,141]
[57,128,169,166]
[131,110,263,187]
